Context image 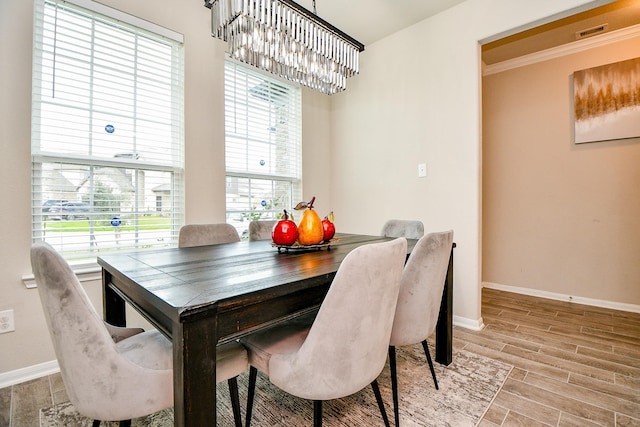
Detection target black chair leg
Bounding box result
[421,339,439,390]
[313,400,323,427]
[388,346,400,427]
[93,419,130,426]
[245,366,258,427]
[228,377,243,427]
[371,379,390,427]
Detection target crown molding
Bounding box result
[483,23,640,76]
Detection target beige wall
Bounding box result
[0,0,330,376]
[1,0,606,378]
[482,35,640,307]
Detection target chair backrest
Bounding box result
[268,238,407,400]
[381,219,424,240]
[178,223,240,248]
[31,246,138,414]
[389,230,454,347]
[248,220,277,241]
[31,242,173,420]
[31,242,120,407]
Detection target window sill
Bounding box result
[22,264,102,289]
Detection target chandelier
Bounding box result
[206,0,365,95]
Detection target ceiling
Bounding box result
[293,0,467,46]
[290,0,640,66]
[483,0,640,65]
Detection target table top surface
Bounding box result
[98,233,414,321]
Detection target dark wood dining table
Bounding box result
[98,233,454,427]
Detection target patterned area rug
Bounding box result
[40,345,512,426]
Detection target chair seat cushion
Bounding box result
[118,331,248,383]
[217,341,249,381]
[241,312,316,375]
[117,330,173,370]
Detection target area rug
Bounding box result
[40,345,512,426]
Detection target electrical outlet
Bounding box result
[0,309,15,333]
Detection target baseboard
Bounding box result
[1,316,487,388]
[0,360,59,389]
[454,315,485,331]
[482,282,640,314]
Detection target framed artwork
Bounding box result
[573,57,640,143]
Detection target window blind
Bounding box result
[32,0,185,264]
[224,61,302,238]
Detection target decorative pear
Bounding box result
[294,196,323,245]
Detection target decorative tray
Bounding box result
[272,238,339,253]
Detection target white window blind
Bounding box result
[32,0,185,265]
[224,61,302,238]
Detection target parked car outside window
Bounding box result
[48,202,91,221]
[42,199,69,213]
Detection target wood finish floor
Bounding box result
[1,288,639,426]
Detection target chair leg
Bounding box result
[313,400,323,427]
[388,346,400,427]
[245,366,258,427]
[228,377,243,427]
[371,379,390,427]
[421,339,439,390]
[93,419,130,426]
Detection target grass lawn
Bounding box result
[44,215,171,232]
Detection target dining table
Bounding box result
[98,232,454,427]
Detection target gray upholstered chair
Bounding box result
[248,220,277,241]
[380,219,424,240]
[241,238,408,427]
[31,242,248,427]
[388,230,454,427]
[178,223,240,248]
[31,242,173,426]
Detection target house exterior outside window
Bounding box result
[224,61,302,239]
[31,0,185,264]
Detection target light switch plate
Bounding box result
[418,163,427,178]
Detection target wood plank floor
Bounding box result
[469,288,640,427]
[1,288,639,426]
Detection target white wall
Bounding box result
[0,0,608,379]
[329,0,609,329]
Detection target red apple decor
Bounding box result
[272,209,299,246]
[322,211,335,242]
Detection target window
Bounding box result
[224,61,302,239]
[32,0,185,264]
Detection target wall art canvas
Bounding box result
[573,57,640,143]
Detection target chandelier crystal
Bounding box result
[207,0,365,95]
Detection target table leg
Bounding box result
[435,244,454,365]
[103,269,126,327]
[172,315,218,427]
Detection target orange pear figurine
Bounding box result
[294,196,324,245]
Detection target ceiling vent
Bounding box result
[576,23,608,39]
